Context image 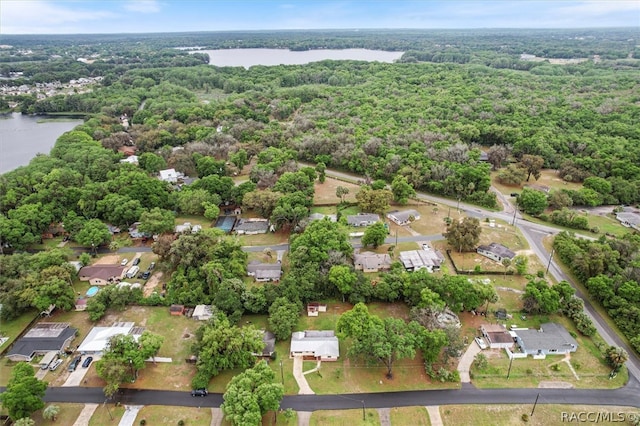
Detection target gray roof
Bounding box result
[387,209,420,223]
[247,262,282,279]
[8,323,77,357]
[262,330,276,356]
[290,330,339,358]
[516,323,578,351]
[477,243,516,260]
[235,219,270,232]
[347,213,380,226]
[399,249,445,269]
[354,252,392,270]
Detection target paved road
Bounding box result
[34,379,640,410]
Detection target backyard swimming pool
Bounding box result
[86,286,99,297]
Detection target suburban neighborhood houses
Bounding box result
[1,25,639,426]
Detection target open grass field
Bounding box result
[440,405,639,426]
[491,169,583,196]
[310,408,380,426]
[135,406,212,425]
[389,406,431,425]
[314,177,360,204]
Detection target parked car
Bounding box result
[121,259,128,266]
[149,262,156,270]
[141,271,151,280]
[191,388,208,397]
[49,359,64,371]
[68,356,82,372]
[82,356,93,368]
[475,337,488,350]
[132,258,141,266]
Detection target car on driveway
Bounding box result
[141,271,151,280]
[191,388,208,397]
[82,356,93,368]
[49,359,64,371]
[68,356,82,371]
[149,262,156,270]
[121,259,128,266]
[475,337,488,350]
[132,258,141,266]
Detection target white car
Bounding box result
[121,259,128,266]
[475,337,488,350]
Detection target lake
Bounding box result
[0,113,84,174]
[195,48,404,68]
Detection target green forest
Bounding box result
[1,29,639,354]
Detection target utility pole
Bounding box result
[506,356,514,379]
[104,399,113,421]
[362,400,366,421]
[280,360,284,384]
[546,248,555,275]
[531,393,540,417]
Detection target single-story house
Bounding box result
[308,213,337,222]
[354,251,392,273]
[77,322,144,355]
[159,168,180,183]
[128,222,152,239]
[119,155,138,165]
[6,323,77,362]
[399,248,445,272]
[78,265,127,286]
[347,213,380,227]
[480,324,515,349]
[615,211,640,231]
[477,243,516,263]
[524,183,551,194]
[253,330,276,358]
[170,305,185,316]
[514,323,578,358]
[192,304,213,321]
[387,209,421,226]
[175,222,202,234]
[106,224,121,234]
[307,302,327,317]
[247,261,282,282]
[290,330,339,361]
[234,218,270,235]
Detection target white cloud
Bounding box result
[0,0,116,34]
[124,0,161,13]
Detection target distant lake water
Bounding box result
[0,113,83,174]
[195,48,404,68]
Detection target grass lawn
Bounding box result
[586,213,628,237]
[136,405,212,425]
[440,404,639,426]
[89,403,126,425]
[236,230,289,246]
[390,406,431,425]
[30,403,84,426]
[400,203,452,236]
[310,409,380,425]
[0,309,38,351]
[175,214,213,229]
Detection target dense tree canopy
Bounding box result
[0,362,48,420]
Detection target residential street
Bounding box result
[30,378,640,409]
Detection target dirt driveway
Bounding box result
[144,272,164,297]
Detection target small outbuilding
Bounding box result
[170,304,185,316]
[192,305,213,321]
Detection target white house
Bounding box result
[77,322,144,355]
[514,323,578,358]
[290,330,339,361]
[387,209,421,226]
[399,248,445,272]
[159,168,179,183]
[477,243,516,263]
[347,213,380,227]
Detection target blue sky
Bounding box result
[1,1,638,34]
